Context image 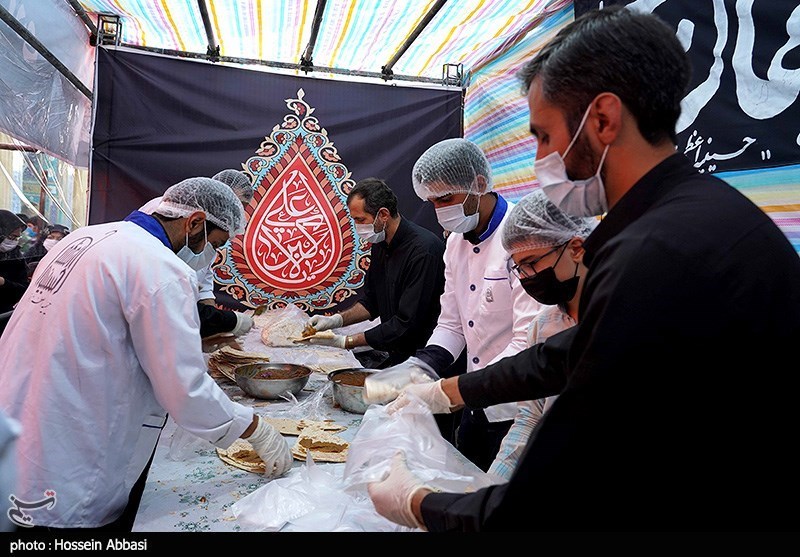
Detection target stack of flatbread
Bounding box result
[207,346,271,381]
[291,424,349,463]
[216,418,349,473]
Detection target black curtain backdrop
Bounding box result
[91,47,463,232]
[573,0,800,173]
[91,48,463,313]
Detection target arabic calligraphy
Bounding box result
[244,152,342,290]
[684,131,757,172]
[7,490,57,528]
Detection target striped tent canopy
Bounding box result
[72,0,799,251]
[75,0,572,199]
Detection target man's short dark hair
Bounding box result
[347,178,399,217]
[518,6,690,145]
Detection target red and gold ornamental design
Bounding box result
[212,89,368,312]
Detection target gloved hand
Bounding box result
[306,333,346,349]
[368,452,429,530]
[385,379,456,415]
[245,417,292,478]
[307,313,343,332]
[363,357,439,404]
[231,312,254,336]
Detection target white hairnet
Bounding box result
[412,138,493,200]
[212,169,254,204]
[156,177,246,236]
[502,189,598,254]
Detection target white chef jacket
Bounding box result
[427,195,544,422]
[139,196,215,302]
[0,221,253,528]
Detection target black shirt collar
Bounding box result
[583,153,695,268]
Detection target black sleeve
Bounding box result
[457,326,575,409]
[413,344,455,374]
[197,303,237,338]
[363,251,444,350]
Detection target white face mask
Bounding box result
[355,211,386,244]
[435,195,480,233]
[43,238,59,251]
[0,238,19,252]
[177,222,217,271]
[534,104,610,217]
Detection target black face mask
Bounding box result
[519,265,580,306]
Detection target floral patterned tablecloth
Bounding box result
[132,373,364,532]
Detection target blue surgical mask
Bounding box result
[177,223,217,271]
[534,104,610,217]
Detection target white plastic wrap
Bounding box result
[230,456,409,532]
[343,396,495,494]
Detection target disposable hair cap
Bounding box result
[502,189,598,254]
[156,177,246,236]
[212,169,254,204]
[412,138,493,200]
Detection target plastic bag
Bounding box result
[230,455,409,532]
[261,380,336,422]
[166,421,214,462]
[343,395,495,494]
[255,305,309,347]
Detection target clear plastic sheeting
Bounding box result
[230,457,410,532]
[0,0,92,168]
[343,395,496,494]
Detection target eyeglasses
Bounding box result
[511,243,567,279]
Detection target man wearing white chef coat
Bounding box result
[370,138,544,471]
[0,177,291,531]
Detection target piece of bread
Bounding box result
[297,424,349,452]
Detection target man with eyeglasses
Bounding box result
[366,6,800,532]
[364,138,545,472]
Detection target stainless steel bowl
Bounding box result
[327,368,377,414]
[234,362,312,400]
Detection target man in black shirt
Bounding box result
[305,178,446,368]
[367,6,800,532]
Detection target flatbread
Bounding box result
[291,443,349,463]
[297,425,349,451]
[261,417,347,436]
[290,425,349,462]
[216,439,266,474]
[290,330,337,343]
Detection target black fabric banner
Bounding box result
[91,48,462,313]
[573,0,800,173]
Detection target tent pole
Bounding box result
[64,0,98,42]
[382,0,448,80]
[300,0,328,72]
[196,0,220,61]
[0,5,92,99]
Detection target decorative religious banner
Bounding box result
[213,89,367,313]
[573,0,800,174]
[91,48,462,314]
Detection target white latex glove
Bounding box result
[245,417,292,478]
[367,452,428,530]
[231,312,254,336]
[363,357,438,404]
[386,380,455,415]
[307,313,343,332]
[306,333,346,349]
